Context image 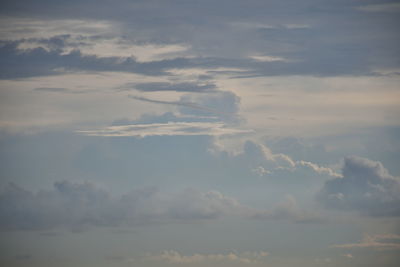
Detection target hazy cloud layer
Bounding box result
[333,234,400,251]
[145,250,269,265]
[317,156,400,216]
[0,181,251,231]
[0,180,325,231]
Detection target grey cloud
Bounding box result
[252,195,325,224]
[1,0,399,77]
[34,87,70,93]
[130,90,241,123]
[333,234,400,250]
[126,82,216,93]
[0,41,196,79]
[0,180,323,231]
[112,112,219,126]
[0,181,253,231]
[317,156,400,217]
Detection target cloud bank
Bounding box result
[317,156,400,217]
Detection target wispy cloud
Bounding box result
[78,122,251,137]
[145,250,269,264]
[333,234,400,250]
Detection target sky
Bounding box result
[0,0,400,266]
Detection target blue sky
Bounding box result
[0,0,400,266]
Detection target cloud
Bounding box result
[111,112,220,126]
[333,234,400,251]
[0,41,198,79]
[238,141,340,178]
[358,3,400,13]
[145,250,269,264]
[33,87,88,94]
[252,195,325,224]
[0,180,324,231]
[78,122,251,137]
[123,82,216,93]
[34,87,71,93]
[317,156,400,216]
[249,55,287,62]
[130,90,241,122]
[0,181,255,231]
[296,160,342,178]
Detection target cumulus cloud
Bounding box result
[145,250,269,264]
[333,234,400,251]
[0,181,256,231]
[0,180,324,231]
[317,156,400,217]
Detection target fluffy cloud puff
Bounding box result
[317,156,400,217]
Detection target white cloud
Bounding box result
[78,122,251,137]
[296,160,342,178]
[0,17,115,40]
[238,141,340,178]
[249,55,287,62]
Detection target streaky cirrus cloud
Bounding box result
[78,122,251,137]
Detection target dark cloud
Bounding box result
[1,0,399,78]
[0,41,196,78]
[317,156,400,217]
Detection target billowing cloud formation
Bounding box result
[317,156,400,216]
[145,250,269,264]
[333,234,400,251]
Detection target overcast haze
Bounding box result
[0,1,400,266]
